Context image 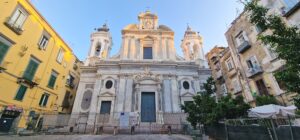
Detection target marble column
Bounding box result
[171,76,180,112]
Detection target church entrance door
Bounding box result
[141,92,156,122]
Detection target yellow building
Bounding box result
[0,0,81,133]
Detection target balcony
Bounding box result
[4,17,24,35]
[17,77,39,88]
[247,65,263,78]
[66,80,75,89]
[17,71,40,88]
[237,41,251,53]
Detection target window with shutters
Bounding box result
[56,48,65,63]
[66,74,75,88]
[38,32,50,50]
[226,58,234,71]
[246,56,259,69]
[235,32,247,46]
[47,70,58,89]
[39,93,49,107]
[15,85,28,101]
[5,5,28,34]
[23,58,40,81]
[0,41,10,64]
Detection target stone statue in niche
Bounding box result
[143,19,153,29]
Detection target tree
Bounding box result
[181,77,250,129]
[242,0,300,94]
[256,95,278,106]
[181,77,217,129]
[215,95,250,120]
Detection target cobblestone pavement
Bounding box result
[0,134,193,140]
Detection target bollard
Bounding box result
[167,125,172,135]
[131,126,135,135]
[113,126,117,135]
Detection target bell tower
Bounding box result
[85,23,112,66]
[181,26,205,61]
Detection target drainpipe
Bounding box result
[229,35,253,102]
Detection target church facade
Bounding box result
[70,11,210,126]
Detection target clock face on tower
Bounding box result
[143,19,153,29]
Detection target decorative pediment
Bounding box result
[134,66,162,83]
[99,92,115,97]
[181,92,195,97]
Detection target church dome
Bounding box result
[158,25,173,31]
[123,24,138,30]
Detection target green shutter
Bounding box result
[47,74,57,88]
[15,85,27,101]
[43,95,49,106]
[39,94,44,106]
[23,59,39,81]
[0,42,10,64]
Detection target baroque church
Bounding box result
[70,11,211,126]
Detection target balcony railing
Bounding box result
[247,65,263,78]
[17,71,39,88]
[66,80,75,89]
[4,17,24,35]
[237,41,251,53]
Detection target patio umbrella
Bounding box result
[248,104,297,118]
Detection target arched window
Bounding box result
[81,90,92,110]
[95,42,101,56]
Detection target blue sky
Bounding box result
[31,0,244,60]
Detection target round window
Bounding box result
[105,80,113,89]
[183,81,190,90]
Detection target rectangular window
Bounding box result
[100,101,111,114]
[23,58,40,81]
[39,93,49,107]
[47,70,58,88]
[15,85,27,101]
[56,48,65,63]
[232,78,241,93]
[8,6,28,29]
[66,74,75,87]
[226,58,233,71]
[255,79,269,95]
[221,84,228,95]
[143,47,153,59]
[246,56,258,69]
[62,91,71,108]
[0,41,10,64]
[38,33,50,50]
[265,45,278,59]
[236,33,245,46]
